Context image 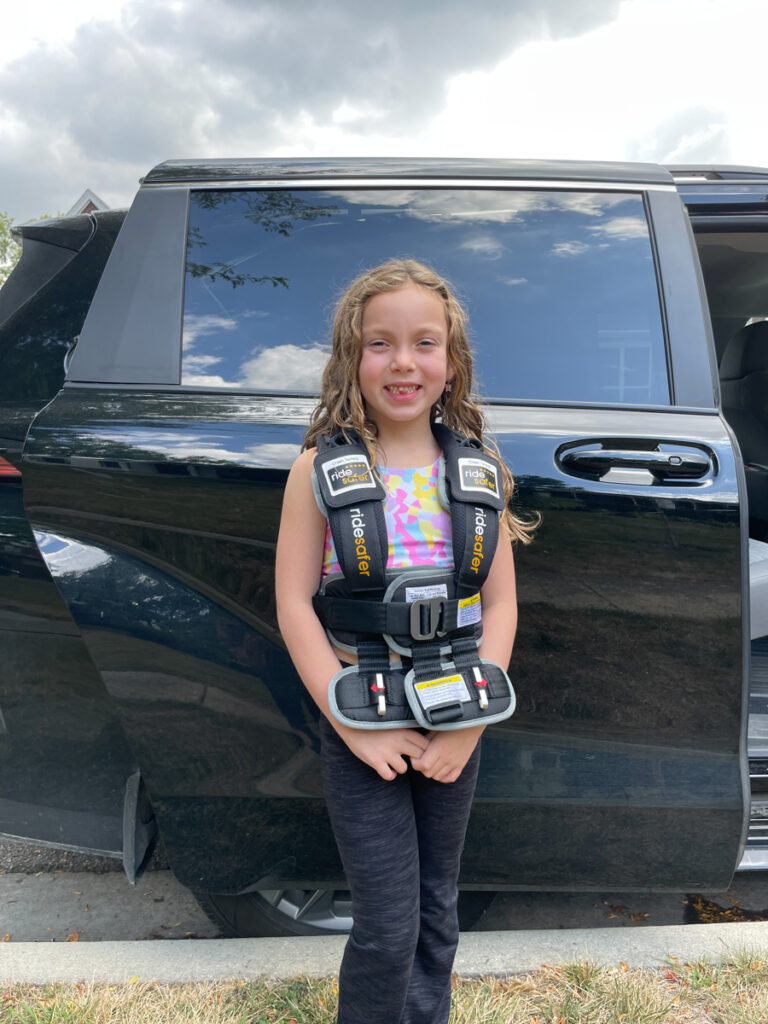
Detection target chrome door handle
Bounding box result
[559,444,712,481]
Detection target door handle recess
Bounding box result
[559,445,712,481]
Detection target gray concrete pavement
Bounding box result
[0,870,219,942]
[4,867,764,943]
[3,922,768,984]
[5,838,768,984]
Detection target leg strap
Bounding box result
[404,637,516,731]
[328,638,419,729]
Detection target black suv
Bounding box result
[1,159,765,936]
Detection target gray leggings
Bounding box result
[320,717,481,1024]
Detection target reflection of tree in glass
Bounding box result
[186,191,338,291]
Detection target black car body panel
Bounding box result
[0,210,138,857]
[22,390,745,891]
[14,160,748,897]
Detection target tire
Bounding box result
[194,887,493,938]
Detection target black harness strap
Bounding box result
[432,423,505,595]
[313,433,388,593]
[312,592,473,640]
[315,426,512,730]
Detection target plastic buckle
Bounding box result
[370,672,387,716]
[409,597,446,642]
[472,666,489,709]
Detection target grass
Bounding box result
[3,956,768,1023]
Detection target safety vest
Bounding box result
[312,423,516,731]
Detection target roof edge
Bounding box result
[142,157,673,187]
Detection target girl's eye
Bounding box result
[418,337,437,347]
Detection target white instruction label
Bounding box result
[414,673,471,710]
[457,593,482,627]
[405,583,448,603]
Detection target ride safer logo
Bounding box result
[458,457,500,500]
[349,507,371,577]
[470,506,487,575]
[323,454,377,497]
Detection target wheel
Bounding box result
[194,887,493,937]
[195,888,353,937]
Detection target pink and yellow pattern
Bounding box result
[321,458,454,577]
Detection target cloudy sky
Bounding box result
[2,0,767,222]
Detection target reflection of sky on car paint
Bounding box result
[35,531,113,575]
[69,432,302,466]
[182,188,668,405]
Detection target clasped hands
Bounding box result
[338,723,483,785]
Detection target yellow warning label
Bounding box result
[457,593,482,627]
[415,673,471,710]
[417,673,464,690]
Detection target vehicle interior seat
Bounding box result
[750,539,768,639]
[719,321,768,537]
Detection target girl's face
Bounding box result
[358,285,452,433]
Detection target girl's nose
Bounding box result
[390,344,415,370]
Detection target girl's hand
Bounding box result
[337,725,431,781]
[411,726,484,784]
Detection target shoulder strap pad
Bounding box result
[432,423,506,513]
[313,432,386,509]
[313,432,389,593]
[432,423,506,590]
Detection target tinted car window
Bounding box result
[182,188,668,405]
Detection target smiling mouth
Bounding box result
[385,384,422,395]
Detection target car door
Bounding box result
[0,211,142,864]
[21,161,747,902]
[673,165,768,870]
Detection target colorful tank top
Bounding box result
[321,457,454,577]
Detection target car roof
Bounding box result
[143,157,673,186]
[667,164,768,182]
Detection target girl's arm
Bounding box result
[411,529,518,783]
[275,449,429,780]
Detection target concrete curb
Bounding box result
[4,922,768,984]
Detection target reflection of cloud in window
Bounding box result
[185,354,222,371]
[183,313,237,350]
[183,373,240,388]
[589,217,648,240]
[550,193,629,217]
[334,189,548,225]
[550,241,590,257]
[460,233,504,259]
[240,344,329,392]
[337,190,417,210]
[333,189,635,226]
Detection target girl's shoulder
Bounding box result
[291,447,316,472]
[285,447,316,492]
[284,448,326,524]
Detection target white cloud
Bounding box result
[4,0,768,226]
[181,373,239,388]
[183,314,236,350]
[460,234,505,260]
[589,217,648,240]
[183,353,222,370]
[551,241,590,258]
[240,343,329,392]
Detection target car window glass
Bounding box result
[182,188,669,404]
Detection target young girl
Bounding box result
[275,259,533,1024]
